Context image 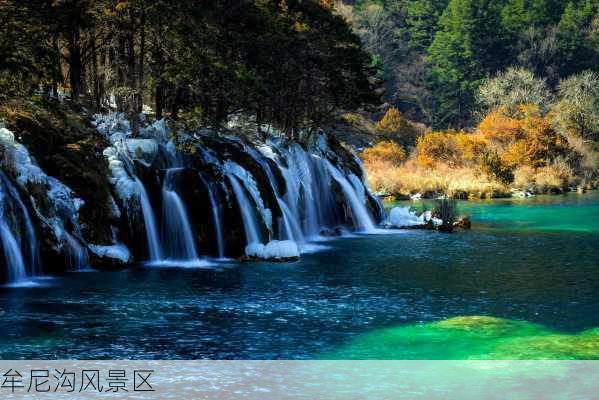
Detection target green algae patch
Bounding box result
[325,316,599,360]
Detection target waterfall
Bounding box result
[325,161,376,233]
[95,113,385,262]
[278,200,304,242]
[0,218,27,283]
[199,174,225,258]
[228,176,262,245]
[161,169,199,261]
[134,177,163,261]
[63,231,90,271]
[246,144,304,243]
[0,171,40,274]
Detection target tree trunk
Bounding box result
[155,82,164,120]
[138,7,146,114]
[68,28,82,101]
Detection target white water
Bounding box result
[0,171,40,274]
[278,200,304,242]
[326,161,376,232]
[162,169,200,261]
[0,219,27,283]
[199,174,226,258]
[228,176,262,245]
[135,177,163,261]
[63,231,90,271]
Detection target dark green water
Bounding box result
[0,193,597,359]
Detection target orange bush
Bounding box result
[415,130,488,168]
[477,104,569,168]
[361,140,406,166]
[477,108,525,144]
[375,108,403,134]
[375,107,420,146]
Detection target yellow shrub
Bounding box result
[455,133,488,163]
[375,107,420,146]
[361,140,406,167]
[415,130,487,168]
[375,108,403,134]
[501,140,529,167]
[478,108,525,144]
[477,104,569,168]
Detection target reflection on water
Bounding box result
[0,193,597,359]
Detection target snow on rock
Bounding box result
[245,240,300,261]
[92,112,130,137]
[140,118,169,141]
[245,243,266,258]
[125,138,158,165]
[88,243,132,263]
[264,240,299,260]
[102,145,139,201]
[389,207,438,228]
[256,144,279,161]
[0,127,86,249]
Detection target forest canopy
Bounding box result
[0,0,378,134]
[343,0,599,129]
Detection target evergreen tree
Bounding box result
[427,0,505,128]
[555,1,597,75]
[405,0,448,52]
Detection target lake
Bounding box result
[1,192,597,359]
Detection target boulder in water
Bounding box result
[453,216,471,229]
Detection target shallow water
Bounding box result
[0,193,597,359]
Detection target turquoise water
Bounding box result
[0,193,597,359]
[400,191,599,234]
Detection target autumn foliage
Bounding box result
[362,140,406,166]
[362,104,580,197]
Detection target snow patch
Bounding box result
[88,243,132,263]
[389,207,431,227]
[245,240,300,261]
[0,128,85,243]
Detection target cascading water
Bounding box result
[198,174,225,258]
[63,231,90,271]
[0,171,40,274]
[0,218,27,283]
[228,176,263,245]
[95,113,384,262]
[325,161,376,232]
[161,168,200,261]
[134,177,163,261]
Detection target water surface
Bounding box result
[1,193,597,359]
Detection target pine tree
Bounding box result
[427,0,504,128]
[405,0,448,52]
